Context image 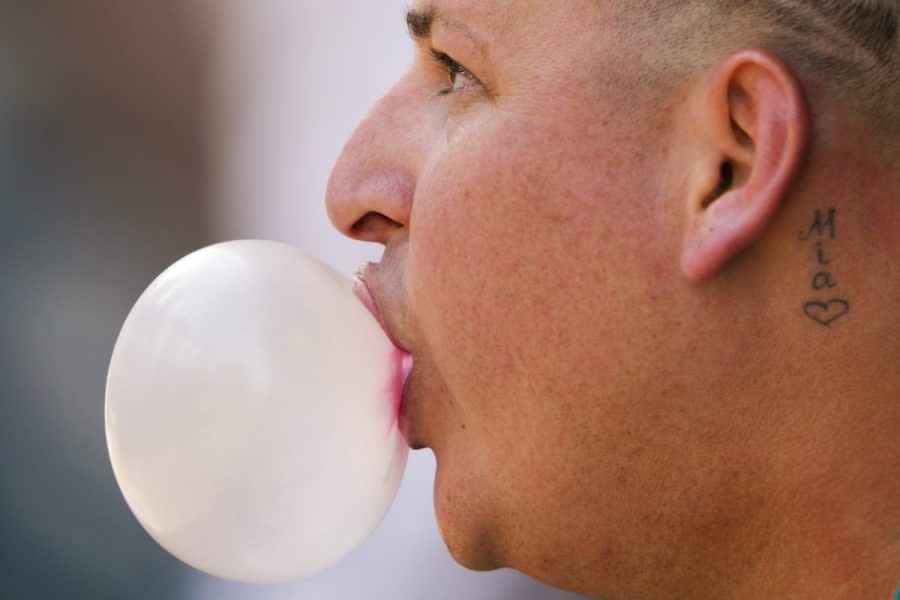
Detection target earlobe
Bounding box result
[680,48,810,283]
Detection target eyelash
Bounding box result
[429,49,479,97]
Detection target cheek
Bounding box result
[408,112,616,430]
[408,99,677,447]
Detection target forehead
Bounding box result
[408,0,610,51]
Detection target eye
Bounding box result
[429,49,481,97]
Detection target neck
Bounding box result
[686,133,900,600]
[738,381,900,599]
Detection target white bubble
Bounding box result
[105,240,409,583]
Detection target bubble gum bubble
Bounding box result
[105,240,409,583]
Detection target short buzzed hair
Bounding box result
[612,0,899,156]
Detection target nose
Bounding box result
[326,73,430,246]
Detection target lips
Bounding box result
[352,264,416,440]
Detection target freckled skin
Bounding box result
[326,1,900,599]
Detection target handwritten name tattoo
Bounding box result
[797,207,850,327]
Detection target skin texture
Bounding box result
[325,1,900,599]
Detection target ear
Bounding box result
[680,48,810,282]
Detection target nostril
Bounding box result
[351,212,403,239]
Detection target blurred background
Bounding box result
[0,2,586,599]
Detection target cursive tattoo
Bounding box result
[798,207,850,327]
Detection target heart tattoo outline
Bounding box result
[803,299,850,326]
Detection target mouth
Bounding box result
[352,265,417,442]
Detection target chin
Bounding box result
[432,452,502,572]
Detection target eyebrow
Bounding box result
[405,5,482,52]
[406,6,435,41]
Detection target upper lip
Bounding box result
[352,262,410,353]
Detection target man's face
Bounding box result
[328,0,702,588]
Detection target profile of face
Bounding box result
[327,0,820,596]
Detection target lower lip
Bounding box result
[395,350,414,443]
